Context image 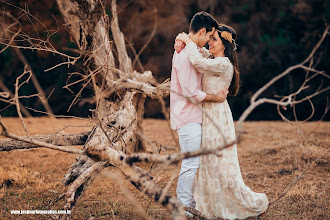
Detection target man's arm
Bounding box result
[203,87,229,103]
[175,52,228,104]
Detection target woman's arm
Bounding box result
[174,40,211,58]
[199,47,212,58]
[176,33,232,76]
[185,42,232,76]
[175,32,211,58]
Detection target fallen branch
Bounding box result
[0,132,88,151]
[0,120,81,154]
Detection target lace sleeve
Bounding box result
[199,47,212,58]
[185,42,232,76]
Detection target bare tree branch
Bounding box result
[237,25,330,138]
[14,68,32,135]
[0,76,32,117]
[131,6,157,71]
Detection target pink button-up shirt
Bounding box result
[170,48,206,130]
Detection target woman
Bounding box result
[175,24,269,219]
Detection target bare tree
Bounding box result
[0,0,329,219]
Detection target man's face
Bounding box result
[199,27,215,47]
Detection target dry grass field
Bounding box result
[0,117,329,219]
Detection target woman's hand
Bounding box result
[174,40,185,53]
[174,32,192,53]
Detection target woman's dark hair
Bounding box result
[189,11,218,34]
[217,24,240,96]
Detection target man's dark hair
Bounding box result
[189,11,218,33]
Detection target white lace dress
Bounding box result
[185,42,269,219]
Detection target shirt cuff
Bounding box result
[195,90,206,103]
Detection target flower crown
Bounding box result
[219,30,238,51]
[219,31,232,43]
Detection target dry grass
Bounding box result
[0,117,329,219]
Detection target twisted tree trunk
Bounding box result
[55,0,184,218]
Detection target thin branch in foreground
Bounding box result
[103,170,151,219]
[126,140,235,165]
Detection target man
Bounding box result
[170,12,228,209]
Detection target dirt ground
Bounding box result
[0,117,329,220]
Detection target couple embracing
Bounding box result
[170,12,269,219]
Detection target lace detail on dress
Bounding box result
[185,41,269,219]
[199,47,212,58]
[186,42,233,77]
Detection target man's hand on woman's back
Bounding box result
[215,87,229,102]
[203,86,229,103]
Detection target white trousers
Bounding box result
[176,122,201,208]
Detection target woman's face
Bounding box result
[208,31,225,57]
[198,27,214,48]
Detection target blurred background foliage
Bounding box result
[0,0,329,120]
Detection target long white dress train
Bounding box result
[185,42,269,219]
